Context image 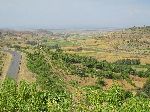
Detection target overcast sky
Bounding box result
[0,0,150,29]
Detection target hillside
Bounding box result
[0,26,150,111]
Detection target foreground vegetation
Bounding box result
[0,78,150,111]
[8,47,146,111]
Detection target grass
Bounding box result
[0,51,11,81]
[132,66,148,72]
[17,53,36,83]
[46,39,80,47]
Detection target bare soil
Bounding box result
[17,53,36,83]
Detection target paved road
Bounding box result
[5,50,21,80]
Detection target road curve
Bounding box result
[5,50,21,80]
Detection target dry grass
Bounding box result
[95,52,150,63]
[62,72,146,92]
[63,39,150,64]
[17,53,36,83]
[65,47,150,64]
[130,75,147,88]
[64,75,96,87]
[103,75,147,90]
[0,52,12,81]
[63,36,150,64]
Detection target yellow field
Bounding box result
[63,36,150,64]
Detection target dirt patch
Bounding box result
[103,75,147,90]
[64,75,97,87]
[0,52,12,81]
[17,53,36,83]
[61,71,147,91]
[129,75,147,88]
[103,79,135,90]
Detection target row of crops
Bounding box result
[44,48,150,79]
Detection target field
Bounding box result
[0,26,150,111]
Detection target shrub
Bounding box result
[96,77,106,86]
[143,78,150,97]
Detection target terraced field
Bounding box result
[0,27,150,111]
[59,27,150,64]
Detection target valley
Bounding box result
[0,26,150,111]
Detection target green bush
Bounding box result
[96,77,106,86]
[143,78,150,97]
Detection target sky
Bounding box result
[0,0,150,29]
